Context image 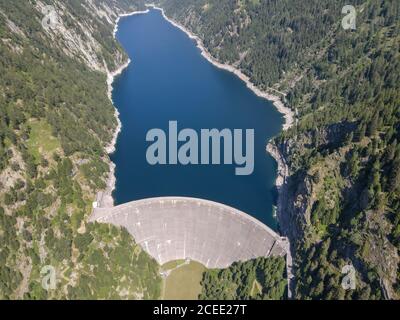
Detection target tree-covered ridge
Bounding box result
[157,0,400,299]
[159,0,365,88]
[279,0,400,300]
[200,256,287,300]
[0,0,161,299]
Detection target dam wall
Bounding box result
[90,197,289,269]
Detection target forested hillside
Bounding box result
[157,0,400,299]
[200,256,287,300]
[0,0,161,299]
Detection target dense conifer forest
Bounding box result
[200,257,287,300]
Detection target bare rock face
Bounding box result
[33,0,134,73]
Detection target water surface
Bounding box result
[112,9,284,228]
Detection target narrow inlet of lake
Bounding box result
[111,8,284,229]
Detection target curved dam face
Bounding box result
[90,197,289,269]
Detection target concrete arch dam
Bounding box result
[90,197,289,269]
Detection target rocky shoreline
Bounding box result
[112,10,150,38]
[266,142,290,235]
[147,4,294,130]
[97,9,150,209]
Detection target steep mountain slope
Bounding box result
[0,0,161,299]
[156,0,400,299]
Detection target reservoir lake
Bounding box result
[111,9,284,228]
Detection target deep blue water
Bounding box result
[111,9,284,228]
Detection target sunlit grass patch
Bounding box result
[163,260,206,300]
[27,119,60,163]
[250,279,262,297]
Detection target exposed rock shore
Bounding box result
[97,10,150,209]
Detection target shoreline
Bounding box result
[98,9,150,208]
[113,10,150,38]
[147,5,294,131]
[105,9,151,155]
[266,143,290,234]
[105,59,129,154]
